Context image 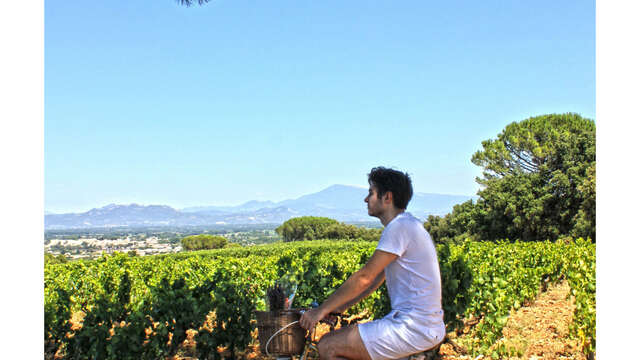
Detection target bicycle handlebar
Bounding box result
[298,309,343,327]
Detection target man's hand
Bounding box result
[299,308,325,332]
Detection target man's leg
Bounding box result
[317,324,372,360]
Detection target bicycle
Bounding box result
[262,309,443,360]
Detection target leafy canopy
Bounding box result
[426,113,595,243]
[276,216,381,242]
[181,234,228,251]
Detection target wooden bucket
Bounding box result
[254,309,306,356]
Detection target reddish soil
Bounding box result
[438,280,586,360]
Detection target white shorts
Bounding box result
[357,309,445,360]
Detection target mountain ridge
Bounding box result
[45,184,477,229]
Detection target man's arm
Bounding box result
[299,250,398,331]
[334,270,385,313]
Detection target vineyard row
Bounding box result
[45,239,595,359]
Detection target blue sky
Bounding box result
[45,0,595,213]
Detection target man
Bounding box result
[300,167,445,360]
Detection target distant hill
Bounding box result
[182,200,278,214]
[45,185,477,229]
[45,204,201,229]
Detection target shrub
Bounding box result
[181,234,228,251]
[276,216,381,242]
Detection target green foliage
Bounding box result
[470,113,596,242]
[65,271,138,359]
[472,113,595,179]
[565,238,596,356]
[45,241,379,359]
[424,200,482,244]
[437,242,473,327]
[572,163,596,241]
[181,234,228,251]
[44,287,71,355]
[426,113,595,244]
[45,252,69,265]
[327,223,382,242]
[44,240,595,359]
[275,216,381,242]
[275,216,340,241]
[440,240,566,354]
[433,239,595,358]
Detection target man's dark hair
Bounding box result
[367,167,413,209]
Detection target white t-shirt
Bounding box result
[376,212,443,318]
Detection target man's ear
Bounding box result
[383,191,393,204]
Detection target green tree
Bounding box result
[181,234,228,251]
[355,226,383,242]
[276,217,341,242]
[572,163,596,240]
[469,113,595,241]
[276,216,381,242]
[424,200,483,244]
